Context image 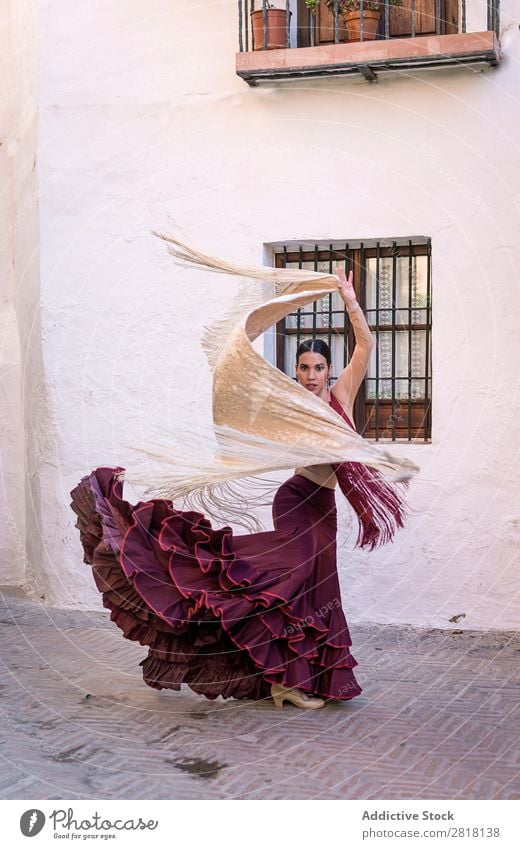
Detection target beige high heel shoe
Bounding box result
[271,684,325,710]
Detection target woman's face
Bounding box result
[296,352,331,399]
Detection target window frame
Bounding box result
[273,238,432,443]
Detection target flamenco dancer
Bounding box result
[71,236,418,710]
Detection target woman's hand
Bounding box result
[334,266,357,308]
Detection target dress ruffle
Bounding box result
[70,467,362,702]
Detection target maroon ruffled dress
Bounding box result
[71,396,406,702]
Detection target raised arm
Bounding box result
[330,267,374,414]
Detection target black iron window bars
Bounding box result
[238,0,500,51]
[274,238,432,442]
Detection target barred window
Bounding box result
[273,238,432,442]
[295,0,455,49]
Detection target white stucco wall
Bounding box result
[0,0,42,592]
[13,0,520,628]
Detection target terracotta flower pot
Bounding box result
[344,10,380,42]
[251,8,291,50]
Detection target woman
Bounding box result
[71,240,415,710]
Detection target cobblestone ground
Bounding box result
[0,587,518,800]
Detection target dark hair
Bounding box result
[296,338,331,367]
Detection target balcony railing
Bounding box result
[236,1,501,84]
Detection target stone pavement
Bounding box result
[0,587,518,800]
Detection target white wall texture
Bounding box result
[0,0,43,594]
[2,1,520,628]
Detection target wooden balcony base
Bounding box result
[236,31,501,85]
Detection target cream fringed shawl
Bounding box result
[128,234,419,531]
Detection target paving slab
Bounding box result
[0,587,518,800]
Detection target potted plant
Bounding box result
[305,0,403,43]
[251,2,292,51]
